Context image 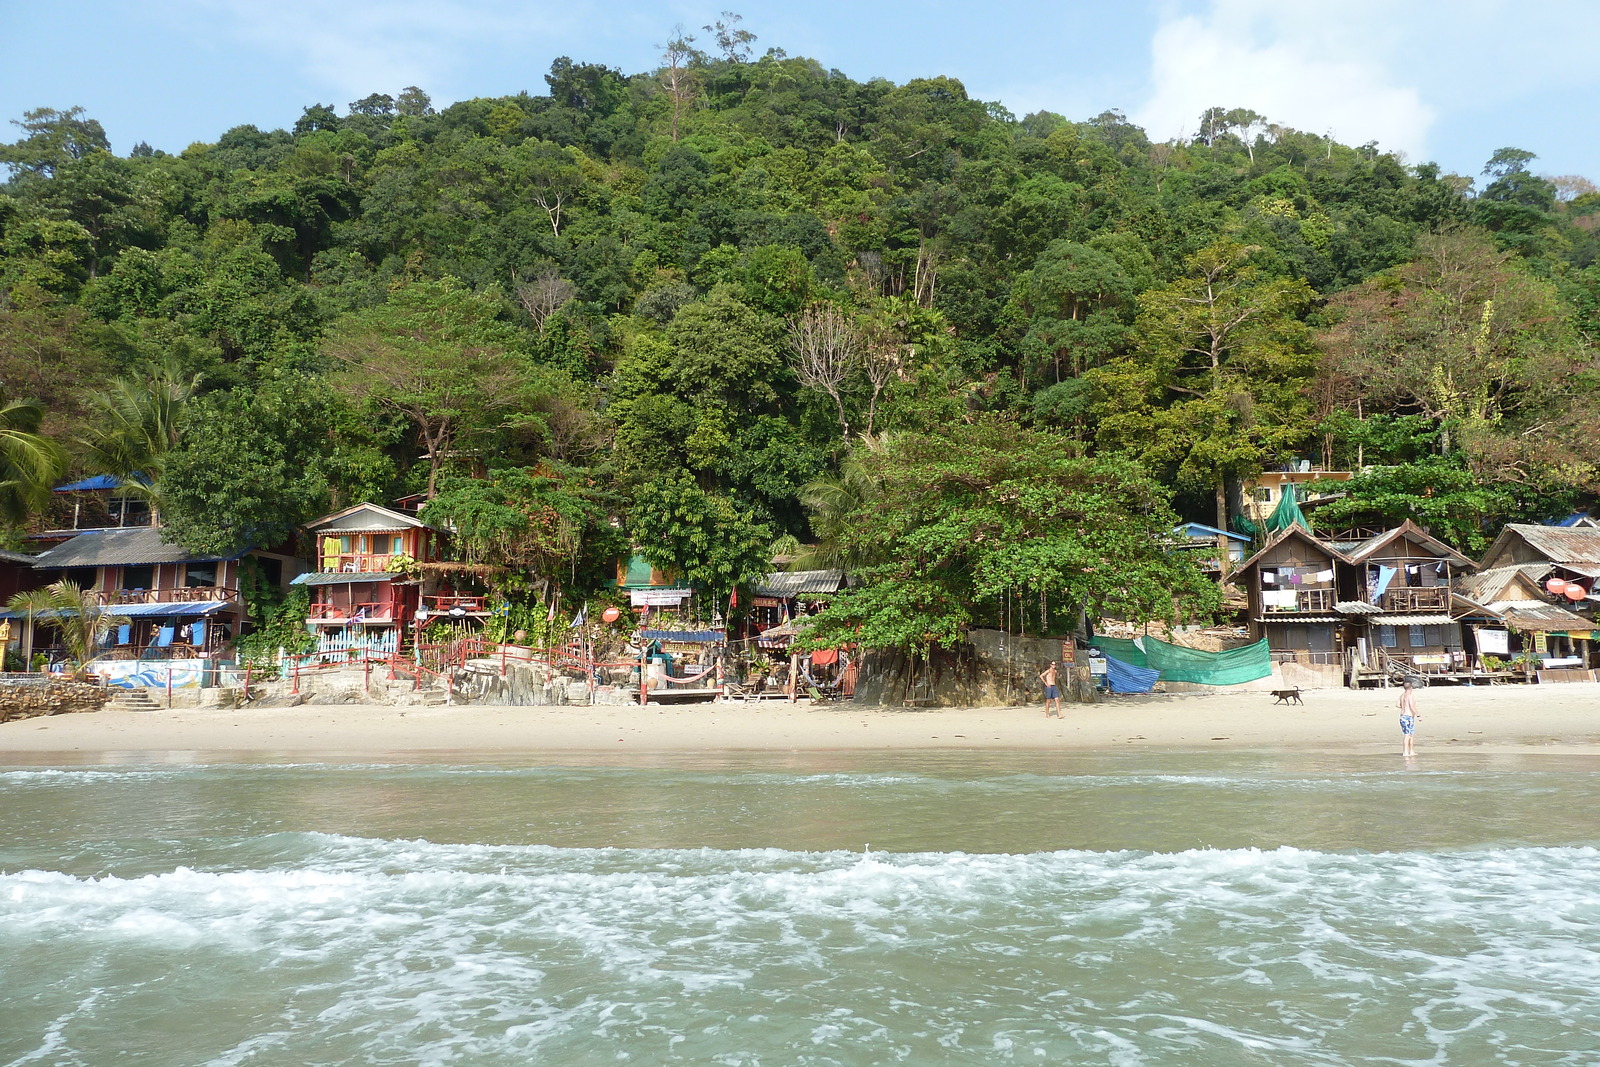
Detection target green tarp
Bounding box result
[1266,481,1310,535]
[1091,635,1272,686]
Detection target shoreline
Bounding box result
[3,683,1600,764]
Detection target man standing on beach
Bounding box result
[1039,662,1062,718]
[1398,680,1420,756]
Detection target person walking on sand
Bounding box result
[1039,662,1062,718]
[1398,680,1420,756]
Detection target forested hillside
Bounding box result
[4,22,1599,642]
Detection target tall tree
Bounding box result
[324,279,528,496]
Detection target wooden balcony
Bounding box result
[1260,587,1334,613]
[91,587,240,606]
[323,554,398,574]
[308,601,395,624]
[1380,587,1449,613]
[424,594,489,613]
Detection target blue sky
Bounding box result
[3,0,1596,185]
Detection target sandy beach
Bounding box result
[3,683,1599,761]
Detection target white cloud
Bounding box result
[184,0,586,105]
[1132,0,1435,157]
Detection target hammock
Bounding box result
[659,663,718,686]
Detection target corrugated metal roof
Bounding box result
[306,502,429,533]
[0,600,232,620]
[1499,603,1592,631]
[754,569,845,598]
[291,571,396,586]
[29,528,241,568]
[110,600,235,617]
[1256,616,1342,623]
[1503,523,1600,565]
[1335,601,1383,615]
[1369,614,1455,626]
[0,548,37,565]
[1347,521,1473,567]
[1456,564,1550,603]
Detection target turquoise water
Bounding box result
[3,751,1599,1064]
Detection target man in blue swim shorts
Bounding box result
[1398,679,1420,756]
[1039,662,1062,718]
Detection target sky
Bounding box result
[2,0,1596,184]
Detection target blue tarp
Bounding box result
[1105,655,1161,694]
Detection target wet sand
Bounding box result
[3,683,1599,762]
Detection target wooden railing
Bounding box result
[1380,587,1449,612]
[91,587,239,606]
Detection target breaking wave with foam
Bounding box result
[5,833,1600,1065]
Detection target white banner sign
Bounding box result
[1477,628,1510,655]
[630,589,692,607]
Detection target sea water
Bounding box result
[3,751,1598,1065]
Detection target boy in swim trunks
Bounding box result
[1039,662,1062,718]
[1398,680,1420,756]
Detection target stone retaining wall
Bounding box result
[0,676,111,722]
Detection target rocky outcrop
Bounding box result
[0,676,111,722]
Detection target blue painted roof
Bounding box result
[54,475,124,492]
[53,473,153,492]
[1174,522,1252,543]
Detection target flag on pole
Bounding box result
[570,605,587,629]
[729,587,738,609]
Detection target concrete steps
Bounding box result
[104,688,162,712]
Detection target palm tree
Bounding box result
[795,432,895,572]
[78,358,203,495]
[7,582,130,680]
[0,396,67,526]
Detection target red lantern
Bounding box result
[1546,576,1567,595]
[1564,582,1587,603]
[602,606,622,624]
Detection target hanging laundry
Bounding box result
[1375,566,1398,596]
[1315,569,1334,583]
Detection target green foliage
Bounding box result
[160,381,332,555]
[233,586,316,667]
[629,472,772,597]
[797,420,1221,657]
[6,581,129,678]
[422,463,622,594]
[1,38,1597,618]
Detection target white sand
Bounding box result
[3,683,1599,761]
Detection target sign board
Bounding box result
[1476,628,1509,655]
[630,589,692,607]
[1060,641,1076,666]
[1088,658,1108,676]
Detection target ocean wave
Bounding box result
[5,843,1598,1065]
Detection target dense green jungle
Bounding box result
[3,19,1599,652]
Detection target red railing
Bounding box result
[307,601,396,622]
[424,594,489,612]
